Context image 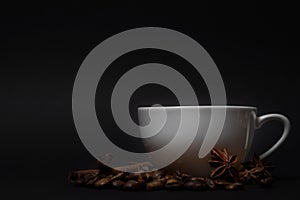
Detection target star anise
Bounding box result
[239,154,274,184]
[208,148,238,181]
[238,166,262,183]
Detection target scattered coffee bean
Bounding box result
[111,172,125,181]
[214,179,231,185]
[213,179,232,189]
[189,177,206,182]
[164,174,174,180]
[146,180,164,190]
[126,173,139,180]
[165,178,182,189]
[180,173,192,182]
[86,176,98,186]
[206,178,216,189]
[123,180,141,191]
[225,182,243,190]
[94,175,112,187]
[184,180,207,190]
[112,180,124,189]
[151,170,165,179]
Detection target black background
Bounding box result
[1,1,299,199]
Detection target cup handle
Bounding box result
[255,114,291,159]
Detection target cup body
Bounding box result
[138,106,257,176]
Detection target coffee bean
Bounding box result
[164,174,174,180]
[151,170,165,179]
[206,179,216,189]
[184,180,207,190]
[146,180,164,190]
[165,178,182,189]
[225,182,243,190]
[112,180,124,189]
[94,176,112,187]
[143,172,152,180]
[111,172,125,181]
[175,171,182,177]
[82,172,98,183]
[180,173,192,182]
[86,176,98,186]
[166,178,179,185]
[126,173,139,180]
[123,180,141,190]
[111,168,122,175]
[137,174,145,183]
[68,171,88,185]
[214,179,231,189]
[189,177,206,182]
[172,171,185,181]
[214,180,231,185]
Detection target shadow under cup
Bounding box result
[138,106,257,176]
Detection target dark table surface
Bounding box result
[3,177,299,200]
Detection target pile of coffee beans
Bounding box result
[68,168,244,191]
[68,151,273,191]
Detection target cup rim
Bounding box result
[138,105,257,110]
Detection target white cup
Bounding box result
[138,106,290,176]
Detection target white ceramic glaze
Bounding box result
[138,106,290,176]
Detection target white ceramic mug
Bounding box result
[138,106,290,176]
